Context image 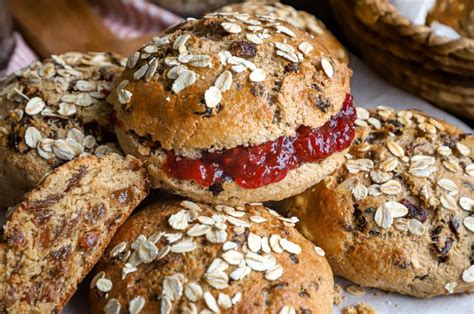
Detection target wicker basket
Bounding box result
[331,0,474,120]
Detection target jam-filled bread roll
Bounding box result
[109,12,355,205]
[0,52,124,210]
[278,107,474,298]
[3,153,149,312]
[90,200,334,313]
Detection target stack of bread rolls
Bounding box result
[0,1,472,313]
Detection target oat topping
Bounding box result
[298,41,313,55]
[249,68,266,82]
[119,12,334,120]
[24,126,42,148]
[279,305,296,314]
[444,282,457,294]
[321,57,334,78]
[387,141,405,157]
[379,180,402,195]
[246,33,264,45]
[221,22,242,34]
[314,246,326,256]
[172,70,198,94]
[459,197,473,211]
[456,142,470,156]
[96,277,113,292]
[92,202,318,313]
[0,52,122,163]
[104,299,121,314]
[25,97,45,115]
[204,86,222,109]
[374,204,393,228]
[407,219,426,235]
[275,25,296,37]
[463,216,474,232]
[341,107,473,248]
[462,265,474,282]
[118,88,133,105]
[440,193,457,210]
[465,164,474,176]
[128,296,145,314]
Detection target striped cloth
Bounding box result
[3,0,181,76]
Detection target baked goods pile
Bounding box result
[0,1,472,313]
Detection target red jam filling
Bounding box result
[164,94,356,189]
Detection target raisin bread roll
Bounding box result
[0,52,125,210]
[278,107,474,298]
[90,200,334,313]
[110,13,354,205]
[3,153,149,312]
[218,1,349,63]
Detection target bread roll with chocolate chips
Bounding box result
[218,1,349,63]
[278,107,474,298]
[0,52,124,210]
[90,200,334,313]
[109,12,354,205]
[3,153,149,313]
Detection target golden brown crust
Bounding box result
[0,52,124,210]
[218,1,349,64]
[90,200,334,313]
[3,154,149,312]
[110,14,351,154]
[115,126,348,205]
[278,107,474,298]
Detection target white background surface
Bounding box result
[62,54,474,313]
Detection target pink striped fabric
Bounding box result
[2,0,181,77]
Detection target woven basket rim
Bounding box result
[345,0,474,51]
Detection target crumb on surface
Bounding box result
[342,302,377,314]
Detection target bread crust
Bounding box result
[0,52,124,210]
[110,14,351,154]
[3,154,149,312]
[115,126,348,205]
[89,200,334,313]
[218,1,349,64]
[278,107,474,298]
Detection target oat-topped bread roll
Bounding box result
[0,52,124,210]
[278,107,474,298]
[110,13,354,205]
[90,200,334,313]
[218,1,349,63]
[3,153,149,313]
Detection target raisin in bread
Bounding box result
[3,153,149,312]
[277,107,474,298]
[0,52,125,210]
